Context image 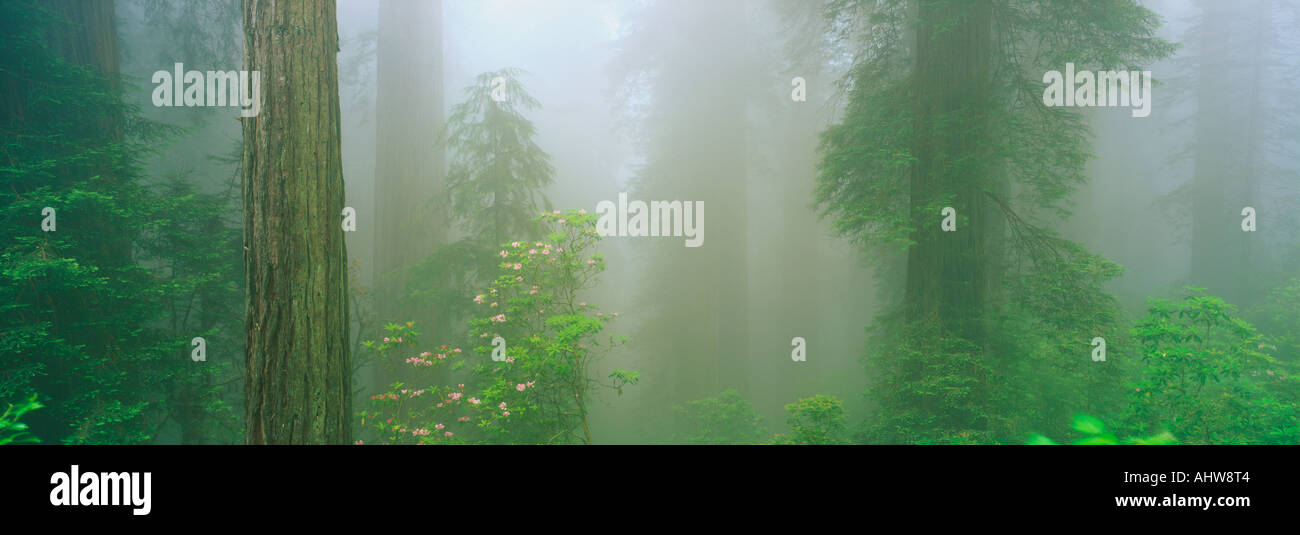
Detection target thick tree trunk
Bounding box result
[905,0,994,340]
[712,0,750,396]
[1189,0,1232,303]
[242,0,351,444]
[374,0,445,313]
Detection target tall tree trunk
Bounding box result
[1188,0,1232,303]
[242,0,351,444]
[713,0,750,396]
[905,0,994,341]
[373,0,445,322]
[11,0,125,443]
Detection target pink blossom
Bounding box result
[579,302,586,307]
[449,392,463,401]
[502,411,510,417]
[445,431,455,437]
[512,241,521,248]
[529,249,537,255]
[435,423,445,430]
[420,351,432,357]
[474,294,484,304]
[516,383,527,392]
[458,416,471,422]
[513,263,522,270]
[542,249,550,255]
[499,250,509,258]
[490,301,498,307]
[453,348,462,354]
[355,440,363,445]
[587,260,596,265]
[383,337,390,343]
[499,402,508,410]
[469,397,481,405]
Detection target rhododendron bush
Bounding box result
[356,210,636,444]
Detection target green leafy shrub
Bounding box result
[673,390,767,445]
[1028,414,1176,445]
[772,394,850,445]
[1121,289,1298,444]
[1,394,44,445]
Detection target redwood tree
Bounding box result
[242,0,351,444]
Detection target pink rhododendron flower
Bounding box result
[435,423,445,430]
[499,250,508,258]
[499,402,508,410]
[502,411,510,417]
[516,383,527,392]
[513,263,522,270]
[469,397,481,405]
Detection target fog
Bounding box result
[91,0,1298,444]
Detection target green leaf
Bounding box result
[1071,413,1106,435]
